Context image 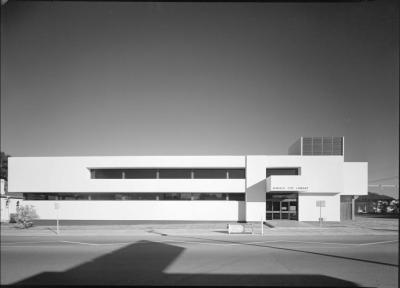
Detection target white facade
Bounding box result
[8,152,368,222]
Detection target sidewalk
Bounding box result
[1,218,398,237]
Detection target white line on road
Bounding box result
[1,239,398,248]
[357,240,399,246]
[59,240,130,246]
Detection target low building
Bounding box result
[7,137,367,222]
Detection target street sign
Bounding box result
[316,200,325,207]
[54,202,60,210]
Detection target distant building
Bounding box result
[8,137,367,222]
[355,192,396,214]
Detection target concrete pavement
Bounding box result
[1,233,398,287]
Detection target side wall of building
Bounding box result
[342,162,368,196]
[22,200,245,221]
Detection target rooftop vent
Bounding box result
[288,137,344,156]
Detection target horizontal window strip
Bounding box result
[90,168,245,179]
[23,193,245,201]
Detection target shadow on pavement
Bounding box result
[13,240,359,286]
[173,235,398,268]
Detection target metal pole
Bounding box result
[56,209,59,235]
[319,205,322,227]
[261,216,264,236]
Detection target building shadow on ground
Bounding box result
[13,240,359,286]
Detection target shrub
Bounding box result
[14,205,38,228]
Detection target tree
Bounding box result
[1,151,10,180]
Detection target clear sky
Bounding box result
[1,1,398,197]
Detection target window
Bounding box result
[227,169,245,179]
[90,168,245,179]
[91,169,123,179]
[159,169,191,179]
[199,193,224,200]
[266,168,299,177]
[227,193,245,201]
[124,169,157,179]
[23,193,246,201]
[193,169,227,179]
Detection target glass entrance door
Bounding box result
[266,193,298,220]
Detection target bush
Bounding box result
[14,205,38,228]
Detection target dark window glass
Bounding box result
[266,168,299,177]
[281,202,289,211]
[163,193,181,200]
[227,169,245,179]
[124,169,157,179]
[22,193,245,201]
[179,193,192,200]
[266,201,273,211]
[159,169,191,179]
[24,193,46,200]
[129,193,157,200]
[61,194,76,200]
[228,193,245,201]
[193,169,227,179]
[90,193,115,200]
[92,169,123,179]
[199,193,224,200]
[266,213,272,220]
[272,202,280,211]
[74,194,90,200]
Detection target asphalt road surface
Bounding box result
[1,234,398,287]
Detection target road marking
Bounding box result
[1,239,398,247]
[357,240,399,246]
[59,240,130,246]
[1,241,60,245]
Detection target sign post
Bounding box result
[54,202,60,235]
[316,200,325,227]
[261,215,264,236]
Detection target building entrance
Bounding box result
[266,193,298,220]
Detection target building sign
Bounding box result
[271,186,309,192]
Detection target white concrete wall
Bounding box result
[9,156,245,193]
[342,162,368,196]
[0,198,22,222]
[298,193,340,221]
[23,200,244,221]
[246,155,344,221]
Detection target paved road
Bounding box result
[1,233,398,287]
